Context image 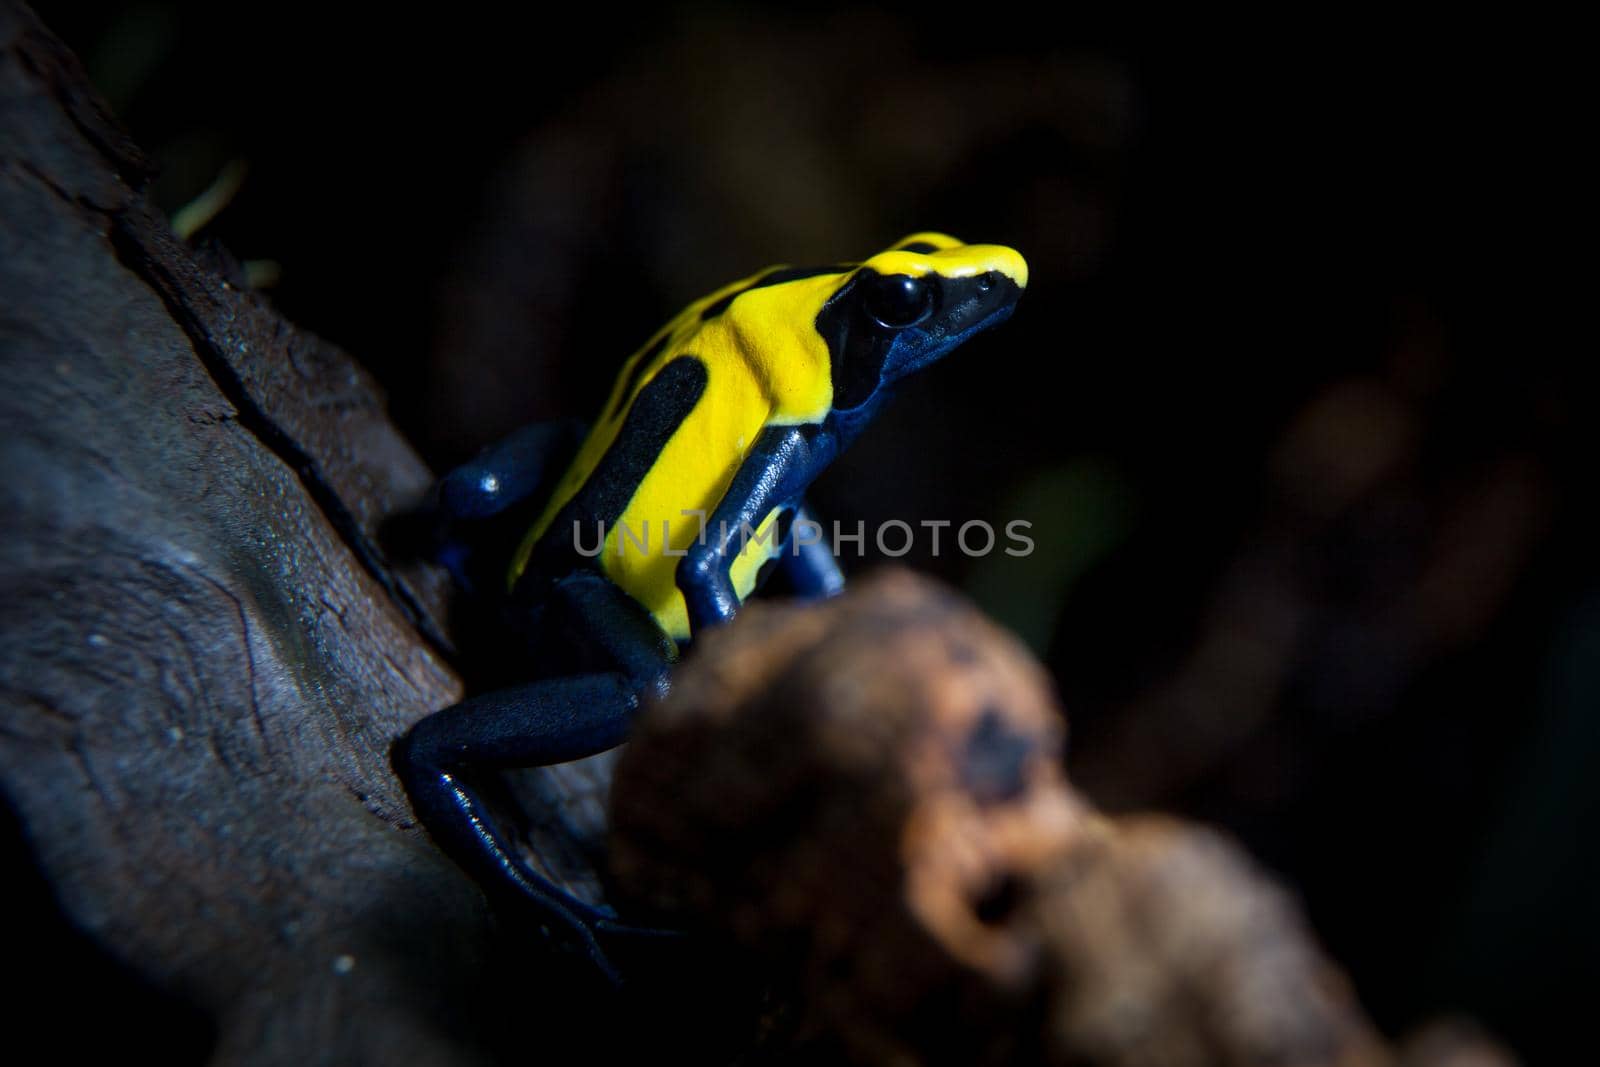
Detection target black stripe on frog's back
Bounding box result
[525,355,709,580]
[699,264,854,322]
[606,333,672,422]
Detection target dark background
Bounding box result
[25,3,1590,1062]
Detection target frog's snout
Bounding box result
[969,244,1028,291]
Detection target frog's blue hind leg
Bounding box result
[394,571,674,984]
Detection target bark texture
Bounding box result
[0,5,609,1061]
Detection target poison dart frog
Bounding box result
[396,233,1027,978]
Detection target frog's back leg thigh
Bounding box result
[393,571,673,982]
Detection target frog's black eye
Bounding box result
[863,274,934,330]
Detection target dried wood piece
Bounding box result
[611,569,1078,1061]
[1032,815,1388,1067]
[0,5,605,1061]
[609,569,1520,1067]
[1397,1021,1519,1067]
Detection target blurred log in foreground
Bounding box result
[610,569,1520,1067]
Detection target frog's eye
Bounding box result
[863,274,934,330]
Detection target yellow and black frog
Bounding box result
[397,232,1027,978]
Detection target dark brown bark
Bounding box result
[0,5,609,1061]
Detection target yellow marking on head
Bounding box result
[865,241,1029,289]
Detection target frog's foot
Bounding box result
[778,501,846,598]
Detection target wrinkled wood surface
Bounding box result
[0,4,609,1061]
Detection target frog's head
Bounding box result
[819,232,1028,418]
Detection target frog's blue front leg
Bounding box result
[678,424,837,632]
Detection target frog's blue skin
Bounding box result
[395,235,1026,982]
